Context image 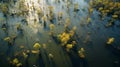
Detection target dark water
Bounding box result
[0,0,120,67]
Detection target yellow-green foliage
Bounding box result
[23,52,28,58]
[0,3,8,14]
[74,3,79,10]
[12,58,22,67]
[33,43,41,49]
[90,0,120,20]
[4,37,10,42]
[66,44,73,49]
[78,48,85,58]
[107,37,115,45]
[13,58,19,64]
[49,24,55,31]
[58,32,70,45]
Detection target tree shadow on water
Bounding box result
[67,51,89,67]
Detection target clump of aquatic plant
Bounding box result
[78,48,85,58]
[106,37,115,45]
[12,58,22,67]
[33,42,41,49]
